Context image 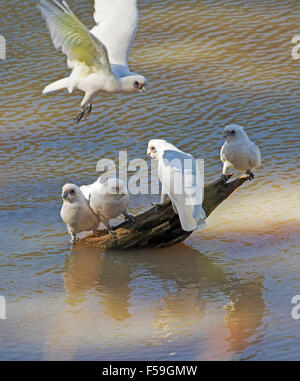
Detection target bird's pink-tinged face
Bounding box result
[62,184,77,201]
[223,128,236,138]
[223,124,246,140]
[133,80,146,92]
[132,75,147,93]
[147,144,157,159]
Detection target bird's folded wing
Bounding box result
[160,150,206,232]
[84,181,106,216]
[220,143,226,163]
[249,143,261,168]
[90,0,138,67]
[37,0,111,74]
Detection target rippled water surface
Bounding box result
[0,0,300,360]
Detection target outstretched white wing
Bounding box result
[159,149,206,232]
[90,0,138,67]
[37,0,112,91]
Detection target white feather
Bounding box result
[80,177,130,229]
[42,77,69,94]
[90,0,138,68]
[221,124,261,174]
[37,0,146,111]
[148,140,206,232]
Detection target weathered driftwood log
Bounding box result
[78,174,249,250]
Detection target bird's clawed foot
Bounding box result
[74,107,85,123]
[246,170,255,181]
[108,230,116,238]
[221,174,230,184]
[106,224,116,238]
[74,103,93,123]
[83,103,93,121]
[123,212,135,223]
[70,236,77,244]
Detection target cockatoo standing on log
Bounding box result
[80,177,134,236]
[220,124,261,183]
[147,139,206,232]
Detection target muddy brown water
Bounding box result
[0,0,299,360]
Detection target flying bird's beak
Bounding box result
[62,190,68,199]
[139,83,146,92]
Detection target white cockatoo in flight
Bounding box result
[60,183,100,243]
[37,0,147,122]
[147,139,206,232]
[80,177,134,236]
[220,124,261,183]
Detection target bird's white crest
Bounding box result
[147,139,178,159]
[223,124,250,141]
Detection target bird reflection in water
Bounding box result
[64,245,132,321]
[43,244,265,360]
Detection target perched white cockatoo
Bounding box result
[220,124,261,182]
[147,139,206,232]
[60,183,100,243]
[80,177,134,235]
[37,0,147,122]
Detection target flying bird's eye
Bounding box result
[231,130,236,136]
[70,189,75,195]
[133,81,139,88]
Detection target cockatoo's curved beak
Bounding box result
[139,83,146,92]
[62,190,68,199]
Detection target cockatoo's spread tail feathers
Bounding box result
[42,77,69,94]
